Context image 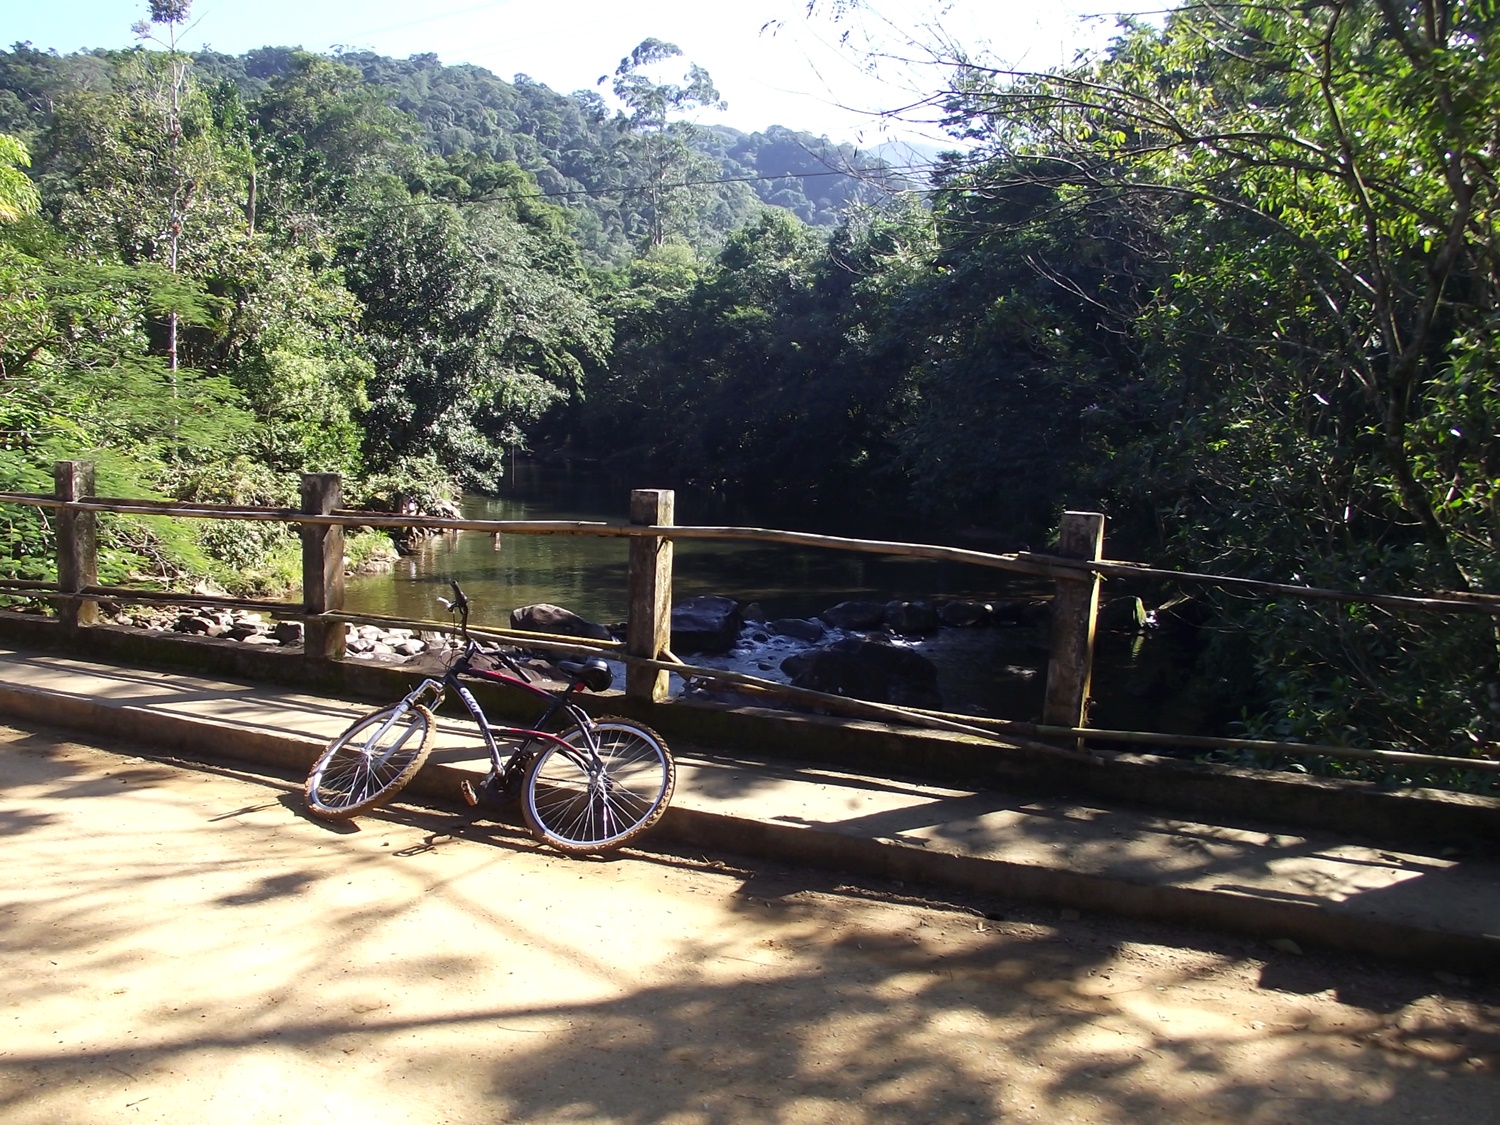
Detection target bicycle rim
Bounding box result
[305,704,435,819]
[522,719,675,853]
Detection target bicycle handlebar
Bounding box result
[461,636,525,674]
[438,579,472,639]
[442,581,583,687]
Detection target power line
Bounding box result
[517,164,935,203]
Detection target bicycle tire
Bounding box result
[305,704,435,820]
[522,717,675,854]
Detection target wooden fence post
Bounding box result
[626,489,673,702]
[300,473,346,661]
[55,460,98,630]
[1042,511,1105,741]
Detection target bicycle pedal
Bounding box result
[459,779,479,807]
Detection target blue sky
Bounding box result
[7,1,1169,144]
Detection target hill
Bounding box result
[0,42,915,264]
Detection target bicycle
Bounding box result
[303,581,676,855]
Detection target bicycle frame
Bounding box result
[399,645,603,785]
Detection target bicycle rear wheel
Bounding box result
[305,704,434,820]
[522,718,675,854]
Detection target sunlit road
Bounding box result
[1,722,1495,1124]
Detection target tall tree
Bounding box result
[607,39,727,248]
[132,0,193,384]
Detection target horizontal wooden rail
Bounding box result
[4,487,1497,616]
[321,611,626,653]
[14,585,300,615]
[630,524,1070,579]
[1041,554,1500,618]
[636,654,1500,774]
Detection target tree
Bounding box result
[557,204,934,523]
[607,39,727,248]
[823,0,1500,752]
[132,0,193,380]
[344,197,606,489]
[247,52,411,227]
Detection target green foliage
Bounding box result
[553,205,929,522]
[247,52,412,221]
[352,454,457,515]
[0,133,38,221]
[343,199,606,488]
[921,0,1500,752]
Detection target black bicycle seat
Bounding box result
[558,656,612,692]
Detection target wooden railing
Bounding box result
[3,461,1499,776]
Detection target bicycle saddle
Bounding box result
[558,656,612,692]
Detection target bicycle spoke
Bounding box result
[305,705,435,820]
[522,719,675,853]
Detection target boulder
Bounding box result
[884,599,941,635]
[510,603,612,642]
[272,620,304,645]
[819,600,886,631]
[769,617,826,643]
[937,600,993,627]
[670,595,743,655]
[990,599,1031,626]
[781,636,943,710]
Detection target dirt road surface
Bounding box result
[1,721,1496,1124]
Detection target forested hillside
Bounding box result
[2,39,907,266]
[2,1,1498,762]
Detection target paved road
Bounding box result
[2,722,1496,1124]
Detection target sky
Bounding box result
[6,0,1171,145]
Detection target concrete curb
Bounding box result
[663,808,1499,970]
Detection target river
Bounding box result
[342,457,1177,725]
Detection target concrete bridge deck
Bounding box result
[0,642,1495,974]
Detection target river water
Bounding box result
[342,457,1165,723]
[344,458,1044,627]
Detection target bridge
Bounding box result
[0,462,1497,969]
[0,639,1495,971]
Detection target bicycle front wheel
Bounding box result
[522,718,675,854]
[305,704,435,820]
